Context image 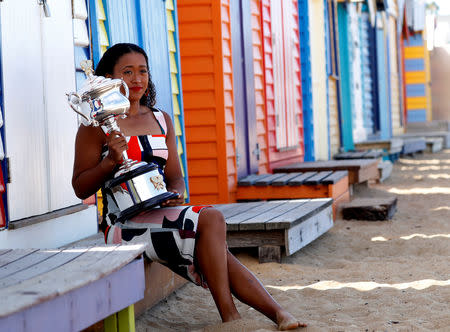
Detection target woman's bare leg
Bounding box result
[226,251,307,330]
[195,208,240,322]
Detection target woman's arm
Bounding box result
[72,124,126,199]
[160,111,186,206]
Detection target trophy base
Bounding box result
[115,191,179,224]
[105,162,178,223]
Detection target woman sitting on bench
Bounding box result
[71,43,305,330]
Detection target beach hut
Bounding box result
[177,0,303,204]
[403,31,432,123]
[0,0,97,246]
[89,0,190,198]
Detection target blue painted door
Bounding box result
[230,0,258,179]
[337,3,354,151]
[375,13,391,140]
[298,0,314,161]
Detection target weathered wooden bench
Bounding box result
[424,137,444,153]
[0,243,146,332]
[354,138,404,161]
[215,198,333,263]
[334,149,384,160]
[236,171,349,219]
[400,137,427,156]
[273,159,379,188]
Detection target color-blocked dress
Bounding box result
[100,109,209,285]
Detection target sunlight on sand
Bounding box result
[371,234,450,241]
[428,173,450,179]
[399,159,450,165]
[433,206,450,211]
[388,187,450,195]
[266,279,450,292]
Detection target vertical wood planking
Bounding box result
[309,0,328,160]
[388,14,402,135]
[250,0,269,174]
[178,0,236,204]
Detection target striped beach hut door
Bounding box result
[359,10,376,139]
[348,3,366,143]
[90,0,189,197]
[230,0,258,179]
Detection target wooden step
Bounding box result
[401,137,426,155]
[334,149,384,160]
[341,197,397,221]
[378,160,393,183]
[425,137,443,153]
[214,199,333,263]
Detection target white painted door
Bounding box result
[1,0,80,221]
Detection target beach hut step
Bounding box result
[341,197,397,221]
[401,137,427,155]
[215,198,333,263]
[378,160,393,183]
[425,137,443,153]
[334,149,384,160]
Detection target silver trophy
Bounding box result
[67,60,177,222]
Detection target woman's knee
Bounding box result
[198,207,226,233]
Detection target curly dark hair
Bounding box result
[94,43,157,108]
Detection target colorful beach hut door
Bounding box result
[230,0,258,178]
[0,0,80,221]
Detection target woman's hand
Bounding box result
[105,130,128,164]
[161,189,185,207]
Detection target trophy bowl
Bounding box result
[68,60,178,221]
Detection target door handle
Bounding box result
[38,0,51,17]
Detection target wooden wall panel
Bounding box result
[250,0,269,174]
[178,0,236,204]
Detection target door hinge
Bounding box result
[252,143,260,161]
[5,157,10,183]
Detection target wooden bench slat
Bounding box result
[303,171,334,185]
[265,198,333,230]
[0,244,146,319]
[214,202,266,219]
[287,172,317,185]
[0,250,12,257]
[238,200,311,231]
[226,201,287,226]
[0,248,90,289]
[0,249,39,269]
[0,250,57,279]
[321,170,348,184]
[253,173,289,186]
[271,172,303,186]
[237,174,272,186]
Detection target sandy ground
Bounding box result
[136,150,450,331]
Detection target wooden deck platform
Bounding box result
[354,138,404,161]
[334,149,384,160]
[273,159,379,186]
[215,199,333,263]
[401,137,427,155]
[0,244,146,332]
[425,137,444,153]
[236,171,349,218]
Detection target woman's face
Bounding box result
[111,52,149,103]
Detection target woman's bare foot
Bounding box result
[276,310,307,330]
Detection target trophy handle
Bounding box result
[121,79,129,99]
[67,92,93,125]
